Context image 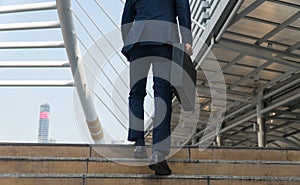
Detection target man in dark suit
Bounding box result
[121,0,193,175]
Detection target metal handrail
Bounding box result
[0,41,64,49]
[0,2,72,87]
[56,0,104,142]
[0,2,57,14]
[74,0,155,135]
[0,21,60,31]
[0,61,70,68]
[0,80,74,87]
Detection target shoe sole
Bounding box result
[149,163,172,175]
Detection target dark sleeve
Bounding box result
[175,0,193,45]
[121,0,136,43]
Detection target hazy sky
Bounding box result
[0,0,133,143]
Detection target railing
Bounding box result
[190,0,243,63]
[188,0,245,147]
[56,0,105,142]
[0,1,71,87]
[59,0,155,143]
[190,0,220,58]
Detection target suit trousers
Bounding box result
[128,44,173,156]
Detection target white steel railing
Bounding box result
[72,0,154,142]
[189,0,244,147]
[0,21,60,31]
[56,0,105,142]
[0,2,57,14]
[0,1,108,142]
[0,1,71,87]
[190,0,244,63]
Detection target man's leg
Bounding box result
[152,57,172,156]
[148,46,173,175]
[127,47,151,145]
[127,76,147,143]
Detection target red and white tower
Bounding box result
[38,103,50,143]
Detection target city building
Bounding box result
[37,103,50,143]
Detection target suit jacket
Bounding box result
[121,0,193,61]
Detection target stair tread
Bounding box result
[0,173,299,181]
[1,144,299,161]
[0,144,299,184]
[0,156,299,165]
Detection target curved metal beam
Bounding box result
[56,0,105,142]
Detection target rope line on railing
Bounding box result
[89,85,128,131]
[72,12,128,105]
[92,0,121,29]
[74,0,129,86]
[72,11,130,130]
[75,32,129,125]
[79,0,155,102]
[72,13,128,105]
[72,0,153,123]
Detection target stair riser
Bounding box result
[189,148,290,161]
[1,160,299,177]
[91,147,298,161]
[86,179,300,185]
[0,178,82,185]
[89,162,300,177]
[0,161,86,174]
[1,145,298,162]
[0,145,90,157]
[0,178,298,185]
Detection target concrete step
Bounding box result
[0,156,299,177]
[0,144,90,158]
[0,144,299,161]
[88,158,300,177]
[0,173,299,185]
[0,144,299,185]
[94,146,300,161]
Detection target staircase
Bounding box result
[0,143,299,185]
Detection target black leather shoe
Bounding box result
[134,146,148,159]
[149,152,172,175]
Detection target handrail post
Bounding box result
[257,92,267,147]
[56,0,104,142]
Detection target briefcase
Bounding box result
[171,43,197,111]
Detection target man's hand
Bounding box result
[185,43,193,56]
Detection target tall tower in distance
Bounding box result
[38,103,50,143]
